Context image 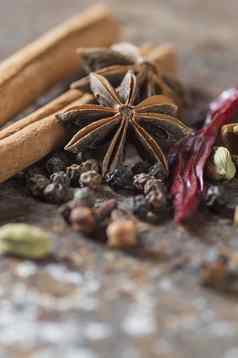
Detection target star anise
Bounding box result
[71,43,185,104]
[58,71,191,176]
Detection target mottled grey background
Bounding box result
[1,1,238,358]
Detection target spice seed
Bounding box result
[46,156,66,174]
[43,183,71,204]
[133,173,153,192]
[66,164,82,186]
[73,188,95,207]
[80,170,102,190]
[70,207,97,235]
[50,171,71,187]
[105,167,134,191]
[106,219,138,248]
[79,159,100,174]
[26,174,50,198]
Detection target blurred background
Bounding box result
[1,0,238,93]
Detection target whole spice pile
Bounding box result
[12,41,192,248]
[2,7,238,295]
[9,42,238,242]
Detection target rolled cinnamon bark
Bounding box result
[0,93,93,183]
[0,4,120,126]
[0,89,81,141]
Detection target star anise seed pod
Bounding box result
[58,71,191,176]
[75,47,134,74]
[71,43,185,104]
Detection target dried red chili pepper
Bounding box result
[206,88,238,124]
[170,87,238,224]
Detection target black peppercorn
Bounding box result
[79,159,100,174]
[66,164,81,186]
[146,189,167,212]
[204,185,225,208]
[26,174,50,198]
[105,166,134,191]
[43,183,71,204]
[46,156,66,174]
[148,162,168,181]
[132,195,150,219]
[144,179,168,212]
[133,173,153,192]
[144,178,166,195]
[80,170,102,190]
[50,171,71,187]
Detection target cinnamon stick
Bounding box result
[0,89,81,141]
[0,46,177,183]
[0,4,120,126]
[0,93,93,183]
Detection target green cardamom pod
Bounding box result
[206,146,236,181]
[213,147,236,180]
[0,224,52,259]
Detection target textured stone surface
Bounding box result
[1,1,238,357]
